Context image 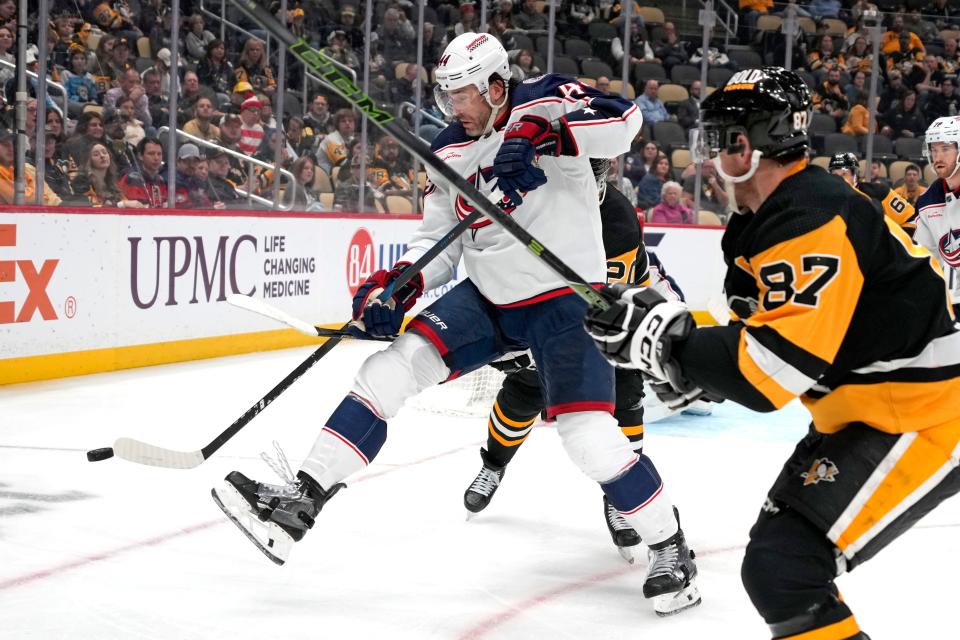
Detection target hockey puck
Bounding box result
[86,447,114,462]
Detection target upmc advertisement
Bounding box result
[0,208,724,384]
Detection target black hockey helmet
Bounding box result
[699,67,813,161]
[828,152,860,174]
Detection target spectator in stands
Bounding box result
[654,22,690,74]
[842,92,875,136]
[238,97,265,156]
[137,46,172,97]
[372,135,412,193]
[942,38,960,76]
[927,0,960,30]
[487,11,517,51]
[813,68,849,124]
[303,94,333,137]
[103,68,152,129]
[116,96,146,146]
[636,80,671,125]
[849,0,878,26]
[229,81,255,112]
[290,154,321,208]
[286,117,314,158]
[64,111,106,166]
[882,14,925,57]
[681,159,728,218]
[198,39,234,99]
[104,37,132,88]
[882,89,926,139]
[905,8,938,43]
[633,140,661,180]
[568,0,596,38]
[894,163,925,205]
[738,0,772,42]
[607,0,643,24]
[142,69,169,128]
[637,153,671,209]
[454,2,479,37]
[334,141,387,212]
[878,70,907,114]
[206,148,243,206]
[0,26,13,89]
[90,1,141,43]
[651,181,693,225]
[256,93,278,130]
[184,97,221,143]
[173,143,202,206]
[867,159,890,188]
[179,71,217,124]
[512,0,548,32]
[219,112,243,150]
[235,37,276,97]
[90,34,116,95]
[0,130,61,205]
[102,112,138,174]
[391,63,426,106]
[188,156,223,209]
[605,156,637,207]
[421,22,447,65]
[379,7,416,68]
[322,30,361,74]
[120,137,167,207]
[595,76,612,93]
[844,35,873,75]
[611,17,656,67]
[61,45,98,116]
[844,69,867,106]
[510,50,541,82]
[185,14,216,64]
[71,142,143,207]
[318,108,356,173]
[677,79,701,130]
[925,77,960,120]
[914,55,945,97]
[45,110,65,153]
[333,5,364,50]
[807,34,846,80]
[30,127,73,200]
[138,0,167,44]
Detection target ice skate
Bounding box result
[603,496,641,563]
[212,443,343,565]
[463,448,506,518]
[643,528,701,616]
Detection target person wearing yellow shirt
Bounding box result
[0,131,62,205]
[841,92,875,135]
[881,15,925,55]
[892,163,926,205]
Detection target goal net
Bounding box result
[405,366,506,418]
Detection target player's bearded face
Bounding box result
[930,142,959,178]
[448,85,492,136]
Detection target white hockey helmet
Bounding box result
[924,115,960,180]
[433,32,511,119]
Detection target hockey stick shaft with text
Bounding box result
[227,0,610,312]
[108,208,484,468]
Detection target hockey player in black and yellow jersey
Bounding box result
[463,165,684,565]
[827,152,918,234]
[585,67,960,639]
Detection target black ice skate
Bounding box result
[463,448,506,518]
[603,496,641,564]
[643,528,701,616]
[212,444,344,565]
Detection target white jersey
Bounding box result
[915,179,960,304]
[399,74,643,306]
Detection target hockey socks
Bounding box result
[300,393,388,490]
[601,454,678,545]
[486,399,538,467]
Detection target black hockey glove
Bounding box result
[584,284,710,411]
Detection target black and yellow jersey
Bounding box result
[856,180,917,235]
[676,163,960,435]
[601,185,648,286]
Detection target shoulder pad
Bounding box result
[430,121,471,153]
[916,180,945,209]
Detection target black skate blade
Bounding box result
[211,487,287,566]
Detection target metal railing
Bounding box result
[0,59,68,117]
[157,127,297,210]
[705,0,738,47]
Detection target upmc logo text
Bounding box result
[129,235,255,308]
[0,224,59,323]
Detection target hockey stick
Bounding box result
[227,0,611,313]
[226,294,394,341]
[108,207,485,468]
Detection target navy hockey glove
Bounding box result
[351,263,424,338]
[493,115,561,207]
[584,284,711,411]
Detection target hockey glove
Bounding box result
[584,284,710,411]
[493,115,561,208]
[351,262,425,338]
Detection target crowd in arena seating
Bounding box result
[0,0,958,221]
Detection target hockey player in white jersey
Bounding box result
[212,32,700,615]
[916,115,960,315]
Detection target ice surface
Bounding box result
[1,342,958,639]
